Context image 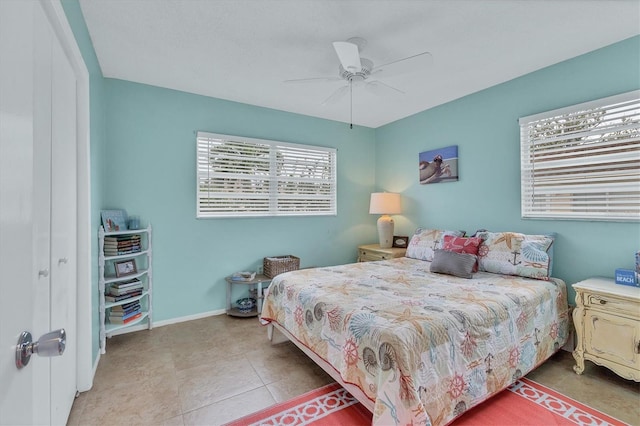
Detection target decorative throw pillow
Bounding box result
[442,235,483,272]
[544,232,557,276]
[405,228,465,261]
[475,231,554,280]
[430,249,477,279]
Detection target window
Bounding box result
[196,132,337,218]
[519,90,640,221]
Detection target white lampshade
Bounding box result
[369,192,402,215]
[369,193,401,248]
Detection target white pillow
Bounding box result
[405,228,465,261]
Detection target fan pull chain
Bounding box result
[350,79,353,129]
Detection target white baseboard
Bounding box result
[152,309,226,328]
[106,309,226,337]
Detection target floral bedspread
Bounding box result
[261,258,569,426]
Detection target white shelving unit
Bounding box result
[98,225,153,354]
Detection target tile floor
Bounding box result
[68,315,640,425]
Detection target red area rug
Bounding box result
[226,378,625,426]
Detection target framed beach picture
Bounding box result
[114,259,137,277]
[419,145,459,184]
[101,209,128,232]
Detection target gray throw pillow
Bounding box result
[430,249,477,279]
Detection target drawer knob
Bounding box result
[598,299,607,305]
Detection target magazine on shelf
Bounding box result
[101,209,128,232]
[231,271,256,281]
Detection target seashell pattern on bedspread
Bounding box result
[260,257,569,426]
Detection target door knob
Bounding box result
[15,329,66,370]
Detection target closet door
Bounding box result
[50,20,78,424]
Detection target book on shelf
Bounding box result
[109,314,141,324]
[109,305,141,317]
[110,300,140,311]
[105,290,142,303]
[104,234,141,241]
[112,281,143,290]
[109,299,140,309]
[104,236,140,242]
[109,312,142,324]
[109,306,140,317]
[104,247,141,253]
[104,247,142,256]
[104,240,140,248]
[104,234,141,240]
[107,284,143,296]
[104,242,141,249]
[111,278,142,289]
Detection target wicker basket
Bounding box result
[263,255,300,278]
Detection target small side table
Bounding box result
[358,244,407,262]
[224,274,272,317]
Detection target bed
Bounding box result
[260,229,569,426]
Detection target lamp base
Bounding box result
[377,215,394,249]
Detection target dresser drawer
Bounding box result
[357,244,406,262]
[358,249,389,262]
[585,293,639,319]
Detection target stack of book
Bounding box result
[104,234,142,256]
[105,278,144,303]
[108,300,142,324]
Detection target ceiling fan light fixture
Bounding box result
[339,58,372,82]
[286,37,433,129]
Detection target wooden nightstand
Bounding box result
[572,277,640,382]
[358,244,406,262]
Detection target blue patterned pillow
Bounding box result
[476,231,554,280]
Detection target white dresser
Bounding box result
[572,277,640,381]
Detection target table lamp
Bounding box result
[369,192,401,249]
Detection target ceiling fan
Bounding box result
[285,37,433,128]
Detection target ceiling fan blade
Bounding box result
[321,85,349,106]
[365,80,404,96]
[371,51,434,77]
[333,41,362,73]
[283,76,342,84]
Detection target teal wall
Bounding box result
[61,0,107,364]
[103,79,376,320]
[376,35,640,303]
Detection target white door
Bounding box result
[0,1,78,424]
[50,12,78,423]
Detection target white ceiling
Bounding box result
[79,0,640,128]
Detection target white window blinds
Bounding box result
[197,132,337,218]
[519,90,640,221]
